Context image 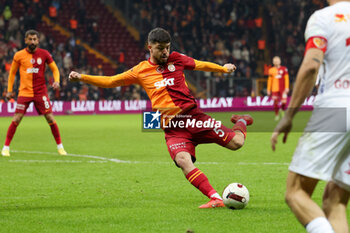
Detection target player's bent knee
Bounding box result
[285,192,296,207]
[226,135,244,150]
[174,152,192,168]
[13,113,24,124]
[45,113,55,123]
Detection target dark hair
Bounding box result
[25,29,39,38]
[147,28,171,44]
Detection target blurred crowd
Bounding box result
[0,0,141,102]
[1,0,324,102]
[266,0,325,80]
[126,0,262,97]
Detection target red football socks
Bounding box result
[274,100,279,115]
[232,121,247,139]
[49,122,62,144]
[4,121,18,146]
[186,168,217,198]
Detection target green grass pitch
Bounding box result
[0,111,347,233]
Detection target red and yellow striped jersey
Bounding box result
[267,66,289,93]
[81,52,228,117]
[7,48,59,97]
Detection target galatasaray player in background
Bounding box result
[1,30,67,156]
[267,56,289,121]
[69,28,253,208]
[271,0,350,232]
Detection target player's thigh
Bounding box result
[323,181,350,207]
[165,136,196,163]
[191,119,236,148]
[15,96,32,115]
[272,92,281,102]
[286,171,318,196]
[281,92,287,103]
[34,94,52,115]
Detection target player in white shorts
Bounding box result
[271,1,350,233]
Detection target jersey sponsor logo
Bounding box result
[156,66,164,73]
[334,79,350,89]
[335,14,347,22]
[154,78,175,89]
[37,57,42,65]
[26,67,39,73]
[168,63,175,72]
[313,37,327,49]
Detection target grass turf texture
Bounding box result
[0,111,347,233]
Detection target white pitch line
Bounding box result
[9,150,289,166]
[10,150,224,165]
[238,162,289,165]
[8,159,107,163]
[12,150,131,164]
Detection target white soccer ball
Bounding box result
[222,183,250,209]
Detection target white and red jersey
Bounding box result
[305,1,350,101]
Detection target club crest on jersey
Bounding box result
[168,63,175,72]
[156,66,164,73]
[30,58,35,64]
[37,57,42,65]
[313,37,327,49]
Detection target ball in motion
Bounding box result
[222,183,250,209]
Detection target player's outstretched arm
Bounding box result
[69,69,137,88]
[7,60,19,99]
[194,60,236,73]
[48,61,60,90]
[271,48,324,151]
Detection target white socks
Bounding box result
[210,193,222,200]
[237,119,247,125]
[306,217,334,233]
[57,144,64,149]
[2,146,9,150]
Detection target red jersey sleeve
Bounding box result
[175,52,196,70]
[45,50,54,64]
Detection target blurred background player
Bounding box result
[69,28,253,208]
[271,0,350,232]
[267,56,289,121]
[1,30,67,156]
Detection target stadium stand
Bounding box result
[0,0,323,102]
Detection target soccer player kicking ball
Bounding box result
[271,1,350,232]
[1,30,67,156]
[267,56,289,121]
[69,28,253,208]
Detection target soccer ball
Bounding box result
[222,183,250,209]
